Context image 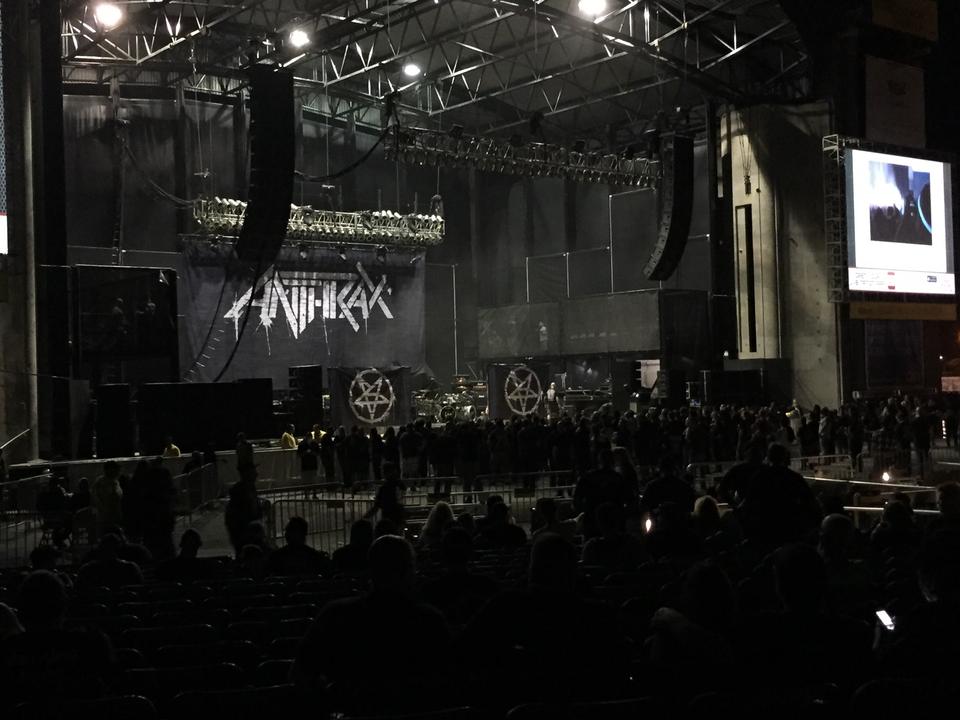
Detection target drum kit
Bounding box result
[413,375,487,423]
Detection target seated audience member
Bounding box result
[70,477,92,512]
[264,517,330,577]
[460,534,629,706]
[76,533,144,589]
[581,502,647,570]
[870,500,922,555]
[364,462,405,529]
[456,511,477,536]
[294,535,452,712]
[332,520,374,573]
[82,524,153,567]
[236,543,267,581]
[644,501,702,561]
[928,482,960,533]
[691,495,722,539]
[647,562,737,693]
[741,543,873,691]
[474,495,505,534]
[531,497,580,542]
[818,513,875,619]
[374,518,402,538]
[419,501,455,552]
[29,545,73,591]
[640,460,697,517]
[421,527,500,625]
[476,501,527,550]
[156,529,206,583]
[880,530,960,678]
[0,571,113,709]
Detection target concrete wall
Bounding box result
[724,102,839,408]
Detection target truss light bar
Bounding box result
[386,127,659,188]
[578,0,608,17]
[192,197,445,248]
[94,2,124,29]
[288,29,311,48]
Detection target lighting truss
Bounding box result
[192,197,445,247]
[386,127,659,187]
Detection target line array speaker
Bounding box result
[643,134,695,281]
[234,65,296,273]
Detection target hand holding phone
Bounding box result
[876,609,895,631]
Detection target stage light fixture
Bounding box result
[403,62,422,78]
[578,0,607,17]
[337,245,347,261]
[94,2,124,28]
[288,29,310,48]
[298,243,308,260]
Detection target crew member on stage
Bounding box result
[545,382,561,421]
[280,424,298,449]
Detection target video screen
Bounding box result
[846,149,955,294]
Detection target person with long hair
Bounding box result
[420,500,455,552]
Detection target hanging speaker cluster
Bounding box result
[233,65,296,274]
[643,134,695,281]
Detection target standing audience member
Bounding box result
[332,520,374,573]
[280,424,298,450]
[91,461,124,537]
[156,529,205,583]
[364,462,406,529]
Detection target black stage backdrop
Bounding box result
[329,366,410,428]
[181,240,426,387]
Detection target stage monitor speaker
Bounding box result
[234,66,295,273]
[643,134,694,281]
[96,384,133,458]
[289,364,324,432]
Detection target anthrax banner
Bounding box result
[180,240,426,386]
[329,366,410,428]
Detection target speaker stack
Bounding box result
[233,66,296,274]
[643,134,695,281]
[289,365,324,433]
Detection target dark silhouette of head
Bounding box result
[937,482,960,521]
[179,529,202,559]
[819,513,854,562]
[775,543,826,613]
[18,571,68,630]
[441,526,473,568]
[681,562,735,632]
[97,533,123,561]
[30,545,60,571]
[767,443,791,468]
[368,535,416,593]
[534,497,558,525]
[529,533,577,593]
[284,516,309,547]
[348,520,374,548]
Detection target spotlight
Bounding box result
[298,243,308,261]
[288,29,310,48]
[337,245,347,261]
[402,62,422,78]
[376,245,388,262]
[94,2,124,28]
[882,471,892,482]
[578,0,607,17]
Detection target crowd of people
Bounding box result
[0,394,958,715]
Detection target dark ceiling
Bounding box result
[61,1,810,142]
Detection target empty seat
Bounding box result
[266,636,303,660]
[121,663,244,708]
[169,684,318,720]
[151,608,231,630]
[240,604,317,622]
[254,659,294,687]
[343,708,480,720]
[203,594,278,611]
[507,698,661,720]
[117,599,195,619]
[121,624,218,653]
[12,694,158,720]
[153,640,262,670]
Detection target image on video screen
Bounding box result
[867,160,933,246]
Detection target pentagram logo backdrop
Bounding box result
[349,368,396,423]
[504,365,542,416]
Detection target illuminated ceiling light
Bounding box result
[402,62,422,78]
[578,0,607,17]
[94,2,124,29]
[288,29,310,48]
